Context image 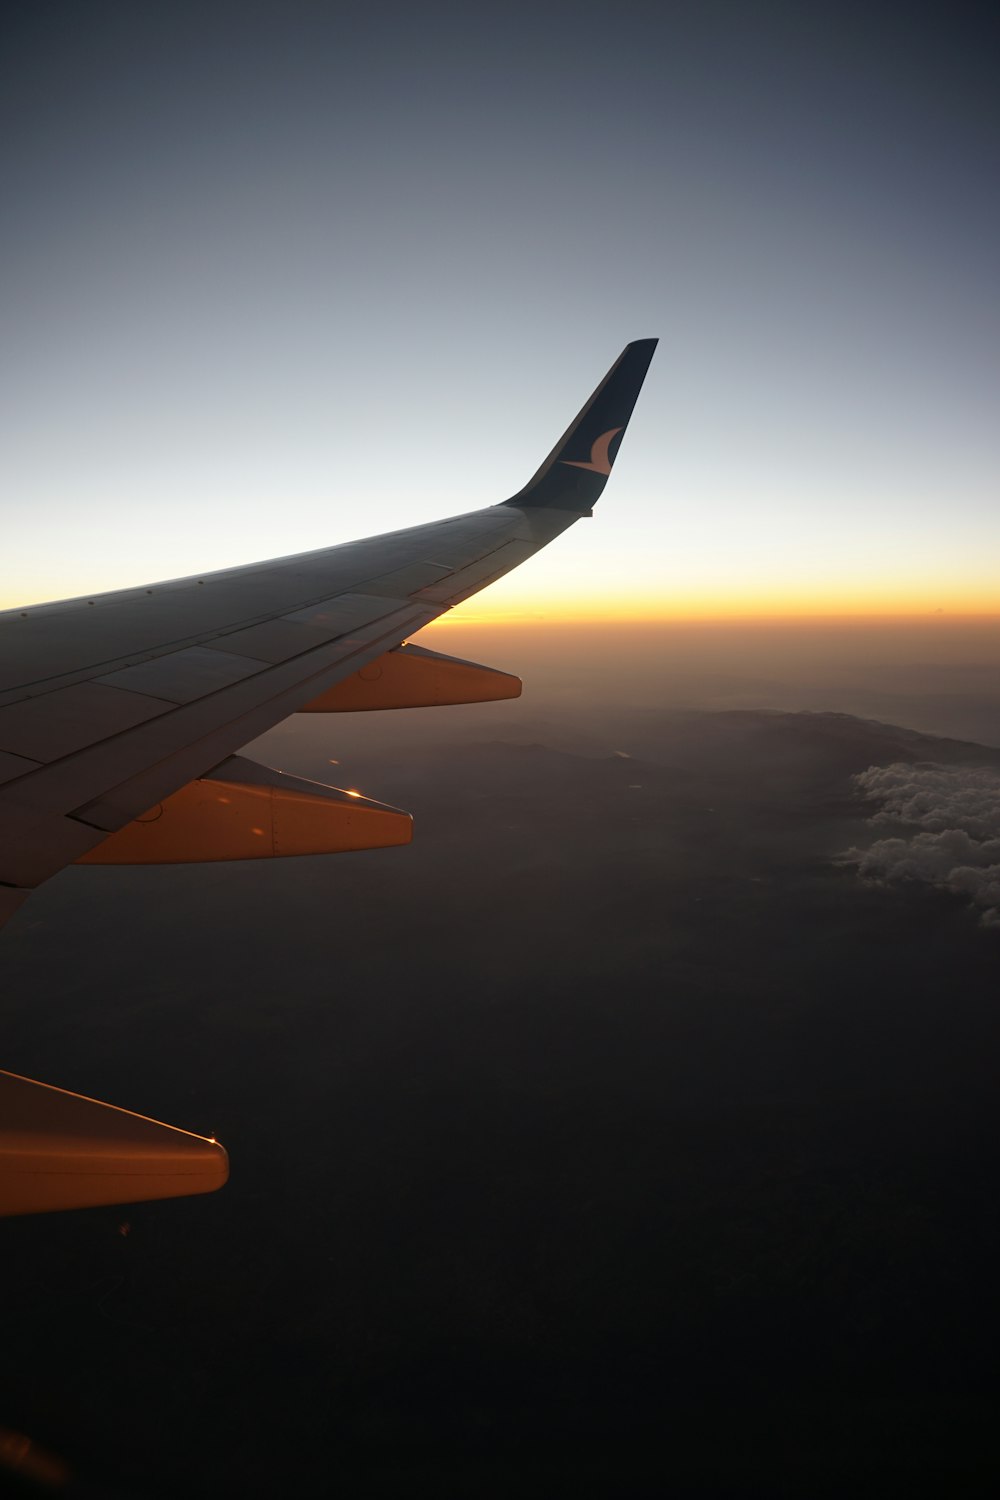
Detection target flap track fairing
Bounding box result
[76,756,411,864]
[298,643,521,712]
[0,1068,228,1216]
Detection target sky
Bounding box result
[2,0,998,620]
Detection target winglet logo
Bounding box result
[559,427,623,476]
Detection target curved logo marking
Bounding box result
[559,426,623,476]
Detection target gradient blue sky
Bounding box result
[3,1,998,617]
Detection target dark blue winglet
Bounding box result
[503,338,657,512]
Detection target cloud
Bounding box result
[837,762,1000,928]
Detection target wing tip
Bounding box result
[503,338,658,512]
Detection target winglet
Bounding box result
[503,338,657,512]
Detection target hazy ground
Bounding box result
[415,617,1000,746]
[4,622,1000,1496]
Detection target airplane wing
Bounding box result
[0,337,657,1213]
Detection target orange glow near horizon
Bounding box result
[5,590,1000,625]
[435,589,1000,627]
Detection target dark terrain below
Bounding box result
[2,709,1000,1496]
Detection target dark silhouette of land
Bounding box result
[3,708,1000,1496]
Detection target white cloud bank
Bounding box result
[837,762,1000,928]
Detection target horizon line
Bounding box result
[431,609,1000,627]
